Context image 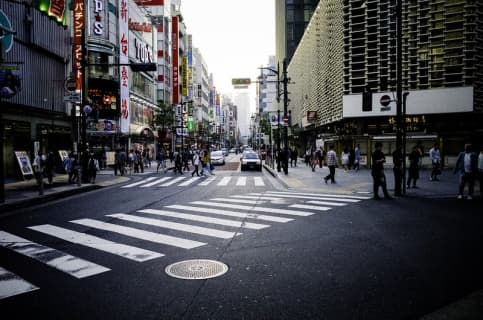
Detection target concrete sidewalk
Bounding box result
[0,166,158,214]
[264,159,478,199]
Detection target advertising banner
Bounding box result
[73,0,84,91]
[14,151,33,176]
[172,16,179,104]
[119,0,130,134]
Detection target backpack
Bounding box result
[88,158,97,170]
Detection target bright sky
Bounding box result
[180,0,276,97]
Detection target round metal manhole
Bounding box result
[165,259,229,280]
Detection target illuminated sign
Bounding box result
[73,0,84,91]
[38,0,67,25]
[119,0,130,133]
[172,16,179,104]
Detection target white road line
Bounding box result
[267,191,371,200]
[159,176,186,187]
[0,231,109,279]
[198,176,216,186]
[217,177,232,186]
[236,176,247,186]
[28,224,163,262]
[306,200,347,207]
[138,209,269,230]
[107,214,241,239]
[0,267,39,300]
[121,177,157,188]
[178,177,201,186]
[210,198,260,205]
[232,195,286,201]
[167,205,293,223]
[70,219,205,249]
[254,177,265,186]
[289,204,332,211]
[250,193,360,203]
[140,177,171,187]
[191,201,314,217]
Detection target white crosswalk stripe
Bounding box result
[138,209,270,230]
[217,176,232,186]
[0,231,110,279]
[70,218,206,249]
[178,177,201,186]
[107,213,242,239]
[120,175,267,188]
[191,201,315,217]
[166,204,293,223]
[0,267,39,300]
[28,224,163,262]
[140,177,171,187]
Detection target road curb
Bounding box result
[263,164,290,189]
[0,184,102,217]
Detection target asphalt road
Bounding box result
[1,159,482,319]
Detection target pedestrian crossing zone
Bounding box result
[120,175,266,188]
[0,190,370,300]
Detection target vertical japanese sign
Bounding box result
[181,55,188,96]
[119,0,130,134]
[73,0,84,91]
[172,16,179,105]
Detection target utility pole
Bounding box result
[282,58,289,175]
[395,0,403,194]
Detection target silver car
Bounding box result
[210,150,225,165]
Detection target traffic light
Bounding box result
[130,63,156,72]
[362,89,372,112]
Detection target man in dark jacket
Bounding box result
[454,143,478,199]
[371,142,392,200]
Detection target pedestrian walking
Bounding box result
[371,142,393,200]
[156,148,167,173]
[305,149,311,166]
[174,150,183,174]
[87,153,100,183]
[324,145,337,184]
[63,152,74,183]
[182,149,191,172]
[317,146,324,168]
[291,147,298,167]
[407,145,422,189]
[32,151,45,185]
[392,146,403,196]
[341,148,350,172]
[454,143,478,199]
[192,151,201,177]
[202,149,214,176]
[353,144,361,171]
[429,143,441,181]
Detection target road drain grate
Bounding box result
[165,259,229,280]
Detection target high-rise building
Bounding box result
[275,0,319,65]
[288,0,483,162]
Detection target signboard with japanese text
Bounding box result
[119,0,130,134]
[172,16,179,104]
[73,0,84,91]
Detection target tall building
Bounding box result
[288,0,483,163]
[275,0,319,65]
[257,56,278,115]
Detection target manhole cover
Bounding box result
[165,259,229,280]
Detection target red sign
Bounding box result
[172,16,179,104]
[73,0,84,91]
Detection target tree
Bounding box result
[152,102,175,145]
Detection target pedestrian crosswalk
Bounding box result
[0,190,370,300]
[121,175,266,188]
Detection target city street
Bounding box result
[1,160,482,319]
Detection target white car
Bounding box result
[210,150,225,165]
[240,152,262,171]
